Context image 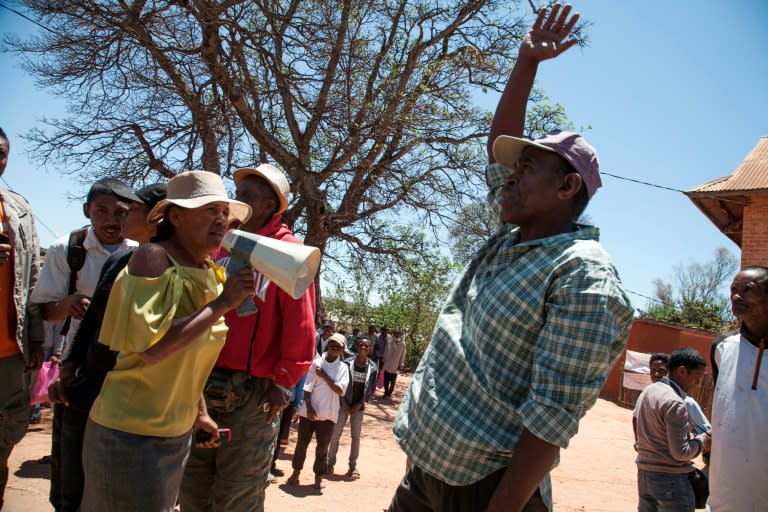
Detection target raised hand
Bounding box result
[519,3,580,62]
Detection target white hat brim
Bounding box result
[492,135,556,169]
[233,166,289,214]
[147,196,252,225]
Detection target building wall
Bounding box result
[741,194,768,268]
[601,319,715,414]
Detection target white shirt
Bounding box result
[708,333,768,512]
[299,354,350,422]
[31,226,137,357]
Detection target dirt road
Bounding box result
[5,376,643,511]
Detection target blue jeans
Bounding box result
[327,406,364,471]
[637,469,695,512]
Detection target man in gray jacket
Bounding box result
[0,127,44,508]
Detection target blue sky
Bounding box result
[1,1,767,310]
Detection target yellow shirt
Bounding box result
[89,254,227,437]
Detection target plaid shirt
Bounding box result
[393,164,634,509]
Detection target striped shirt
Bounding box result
[392,163,634,509]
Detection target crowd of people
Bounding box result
[0,141,408,510]
[0,2,765,512]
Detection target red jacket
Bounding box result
[212,216,316,387]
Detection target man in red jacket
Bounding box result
[180,164,316,512]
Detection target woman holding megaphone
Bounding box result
[80,171,255,512]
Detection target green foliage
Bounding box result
[643,299,736,334]
[525,91,576,138]
[324,226,460,369]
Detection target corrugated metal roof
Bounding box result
[686,175,731,194]
[687,136,768,193]
[686,195,744,247]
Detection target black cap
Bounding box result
[135,183,167,211]
[87,178,140,204]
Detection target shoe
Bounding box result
[271,464,285,477]
[347,468,360,480]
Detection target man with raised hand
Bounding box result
[389,4,634,511]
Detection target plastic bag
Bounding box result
[30,361,60,405]
[376,369,385,389]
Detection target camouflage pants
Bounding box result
[0,355,30,509]
[180,377,279,512]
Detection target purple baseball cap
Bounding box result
[492,130,602,198]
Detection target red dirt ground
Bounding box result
[4,375,700,511]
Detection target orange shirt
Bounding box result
[0,200,20,357]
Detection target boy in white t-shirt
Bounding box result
[287,334,349,490]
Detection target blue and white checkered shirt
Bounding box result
[392,164,634,510]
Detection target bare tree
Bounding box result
[6,0,585,315]
[643,248,738,333]
[673,247,737,305]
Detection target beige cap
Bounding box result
[233,164,290,214]
[147,170,251,224]
[327,333,346,349]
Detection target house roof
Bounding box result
[685,136,768,247]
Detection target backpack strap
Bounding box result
[59,226,89,336]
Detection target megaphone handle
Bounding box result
[225,253,258,317]
[237,298,258,317]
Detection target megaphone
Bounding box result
[221,229,321,316]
